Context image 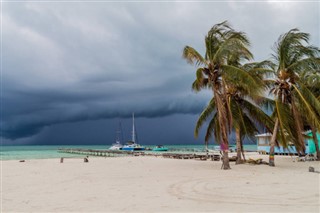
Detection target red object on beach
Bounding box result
[220,143,228,151]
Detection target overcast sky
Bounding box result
[2,0,319,145]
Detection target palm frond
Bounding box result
[272,28,310,72]
[291,100,305,152]
[195,98,216,137]
[214,34,253,63]
[275,100,293,147]
[292,83,320,129]
[288,57,320,74]
[182,46,206,66]
[205,113,220,144]
[192,68,210,92]
[241,99,274,133]
[222,64,263,97]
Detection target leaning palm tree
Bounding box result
[183,21,257,169]
[267,29,320,166]
[195,61,274,164]
[300,70,320,160]
[226,61,275,164]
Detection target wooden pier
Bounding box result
[58,148,145,157]
[58,148,221,161]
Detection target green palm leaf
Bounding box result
[195,98,216,138]
[182,46,206,66]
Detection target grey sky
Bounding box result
[2,1,319,145]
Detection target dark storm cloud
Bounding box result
[3,78,209,139]
[2,1,319,143]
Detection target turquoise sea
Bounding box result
[0,144,257,161]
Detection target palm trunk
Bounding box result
[235,128,243,164]
[221,129,231,170]
[213,87,231,170]
[240,139,246,161]
[269,118,279,167]
[221,121,231,169]
[311,125,320,160]
[222,150,231,169]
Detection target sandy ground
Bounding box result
[1,153,320,212]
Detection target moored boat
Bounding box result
[121,141,145,151]
[121,113,145,151]
[109,141,123,150]
[152,145,168,152]
[109,121,123,150]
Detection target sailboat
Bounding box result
[121,113,145,151]
[109,121,123,150]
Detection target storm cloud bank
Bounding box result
[2,1,319,144]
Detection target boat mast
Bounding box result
[116,121,123,144]
[132,113,135,143]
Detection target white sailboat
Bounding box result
[121,113,145,151]
[109,121,123,150]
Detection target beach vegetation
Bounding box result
[299,70,320,160]
[225,61,275,164]
[183,21,259,169]
[184,22,320,168]
[267,29,320,166]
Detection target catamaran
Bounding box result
[121,113,145,151]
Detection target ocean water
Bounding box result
[0,144,257,161]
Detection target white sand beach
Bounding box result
[1,153,320,212]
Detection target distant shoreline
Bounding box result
[1,144,257,161]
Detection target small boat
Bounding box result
[121,113,145,151]
[152,145,168,152]
[109,141,123,150]
[109,121,123,150]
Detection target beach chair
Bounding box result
[206,149,222,160]
[305,153,317,161]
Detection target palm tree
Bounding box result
[226,61,275,164]
[194,61,274,164]
[267,29,320,166]
[300,70,320,160]
[183,21,256,169]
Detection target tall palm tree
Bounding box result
[268,29,320,166]
[183,21,256,169]
[194,61,274,164]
